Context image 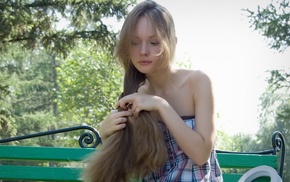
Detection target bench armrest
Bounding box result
[238,165,282,182]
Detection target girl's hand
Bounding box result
[116,93,162,117]
[99,109,132,140]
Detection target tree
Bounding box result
[0,0,135,131]
[0,73,17,140]
[245,1,289,180]
[0,0,136,146]
[0,44,59,145]
[245,0,290,52]
[216,130,256,152]
[256,73,289,180]
[56,41,123,128]
[0,0,135,56]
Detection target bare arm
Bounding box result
[157,72,216,165]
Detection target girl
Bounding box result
[84,0,223,181]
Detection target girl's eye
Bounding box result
[150,41,159,45]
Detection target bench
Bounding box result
[216,130,285,181]
[0,126,285,181]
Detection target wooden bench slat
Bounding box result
[222,173,270,182]
[222,173,242,181]
[0,165,82,181]
[217,153,277,169]
[0,146,95,161]
[0,145,280,182]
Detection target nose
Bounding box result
[140,42,149,56]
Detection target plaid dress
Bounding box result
[142,116,223,182]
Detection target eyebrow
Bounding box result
[132,35,158,39]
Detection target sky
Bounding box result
[149,0,290,135]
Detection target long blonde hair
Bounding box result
[83,1,177,181]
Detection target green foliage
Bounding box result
[216,131,260,176]
[0,108,17,140]
[8,53,56,115]
[216,130,257,152]
[258,70,289,137]
[244,0,290,52]
[0,0,136,57]
[0,44,58,145]
[15,112,57,146]
[56,42,123,128]
[0,49,17,140]
[173,56,193,69]
[0,0,135,147]
[245,1,289,179]
[256,71,289,180]
[267,69,290,91]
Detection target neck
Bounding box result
[146,66,176,94]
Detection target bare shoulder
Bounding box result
[177,68,212,86]
[177,69,214,114]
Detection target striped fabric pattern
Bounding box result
[142,117,223,182]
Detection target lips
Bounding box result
[138,60,152,65]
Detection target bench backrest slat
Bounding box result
[0,165,82,181]
[217,153,277,169]
[0,145,279,182]
[0,145,94,161]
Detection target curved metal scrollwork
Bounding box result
[0,125,102,148]
[78,126,102,148]
[271,131,285,177]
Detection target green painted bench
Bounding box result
[0,127,285,182]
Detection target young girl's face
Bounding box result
[129,16,163,74]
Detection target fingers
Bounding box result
[117,98,146,117]
[100,110,132,139]
[115,117,127,125]
[109,109,118,115]
[129,103,140,117]
[110,109,133,118]
[109,112,130,133]
[108,110,132,127]
[116,94,136,109]
[133,106,141,117]
[116,94,139,116]
[113,122,126,130]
